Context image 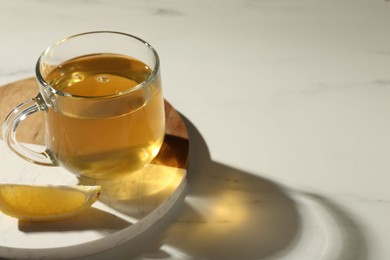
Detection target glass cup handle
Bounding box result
[2,94,55,166]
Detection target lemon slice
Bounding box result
[0,184,101,221]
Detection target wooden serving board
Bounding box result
[0,77,189,169]
[0,78,189,259]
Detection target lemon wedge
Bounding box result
[0,184,101,221]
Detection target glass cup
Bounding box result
[2,31,165,180]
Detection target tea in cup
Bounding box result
[2,31,165,180]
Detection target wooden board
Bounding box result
[0,78,189,259]
[0,77,189,169]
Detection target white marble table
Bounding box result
[1,0,390,259]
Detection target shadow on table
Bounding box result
[82,116,368,260]
[299,193,369,260]
[131,115,300,259]
[18,207,130,234]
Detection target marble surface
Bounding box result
[0,0,390,259]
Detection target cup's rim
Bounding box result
[35,31,160,99]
